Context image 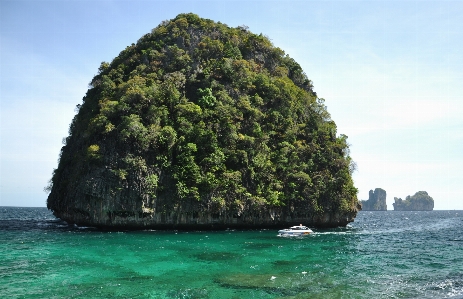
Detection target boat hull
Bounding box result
[278,230,313,237]
[278,232,311,236]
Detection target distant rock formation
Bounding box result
[361,188,387,211]
[393,191,434,211]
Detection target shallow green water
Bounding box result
[1,208,462,298]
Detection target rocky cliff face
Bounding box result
[46,13,360,229]
[393,191,434,211]
[361,188,387,211]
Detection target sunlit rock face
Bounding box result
[393,191,434,211]
[46,13,360,229]
[361,188,387,211]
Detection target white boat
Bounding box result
[278,224,313,237]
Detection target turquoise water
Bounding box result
[1,207,462,298]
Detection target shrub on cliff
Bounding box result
[46,13,359,228]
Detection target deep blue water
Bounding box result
[1,207,462,298]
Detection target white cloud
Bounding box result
[311,60,463,136]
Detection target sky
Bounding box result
[1,0,462,210]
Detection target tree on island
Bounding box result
[393,191,434,211]
[46,13,360,229]
[360,188,387,211]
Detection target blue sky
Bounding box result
[1,0,462,209]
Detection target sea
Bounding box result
[1,207,462,299]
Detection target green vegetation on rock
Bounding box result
[393,191,434,211]
[46,13,360,229]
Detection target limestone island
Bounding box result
[46,13,360,230]
[360,188,387,211]
[393,191,434,211]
